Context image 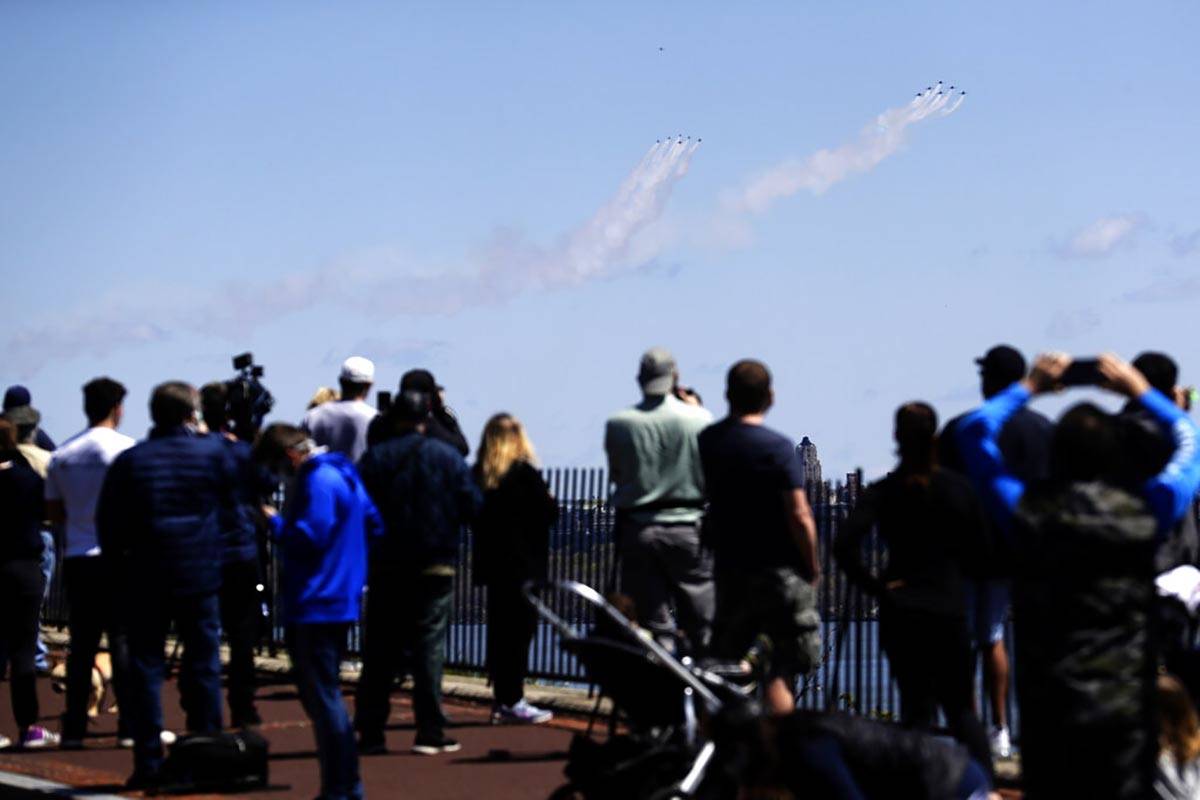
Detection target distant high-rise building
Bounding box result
[796,436,822,487]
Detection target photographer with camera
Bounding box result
[300,357,378,462]
[200,381,271,729]
[956,352,1200,800]
[367,369,469,456]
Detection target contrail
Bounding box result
[550,138,700,284]
[733,83,967,214]
[5,139,702,372]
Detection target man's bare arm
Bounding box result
[786,488,820,582]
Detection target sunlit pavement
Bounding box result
[0,670,578,799]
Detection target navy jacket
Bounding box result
[357,431,481,570]
[214,435,271,566]
[97,426,237,597]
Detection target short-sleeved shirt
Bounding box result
[698,418,806,576]
[45,426,135,558]
[604,395,713,524]
[300,400,378,463]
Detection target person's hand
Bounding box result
[1021,352,1071,395]
[1097,353,1151,399]
[260,504,278,520]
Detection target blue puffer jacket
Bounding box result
[97,426,237,597]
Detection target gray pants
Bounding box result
[617,519,714,650]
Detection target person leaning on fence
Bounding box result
[698,359,821,715]
[835,402,995,781]
[44,377,136,749]
[956,352,1200,800]
[471,413,558,725]
[95,381,238,789]
[604,347,715,652]
[0,418,59,749]
[254,423,382,800]
[354,389,482,756]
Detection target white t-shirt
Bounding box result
[300,399,378,462]
[45,426,136,558]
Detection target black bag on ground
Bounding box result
[160,730,269,793]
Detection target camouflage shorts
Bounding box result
[714,567,822,678]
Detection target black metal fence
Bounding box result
[43,466,1015,730]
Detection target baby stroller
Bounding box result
[525,581,754,800]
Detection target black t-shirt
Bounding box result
[698,418,806,576]
[835,469,990,617]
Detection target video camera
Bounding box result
[226,352,275,441]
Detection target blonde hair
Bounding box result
[1160,673,1200,766]
[307,386,341,410]
[477,413,538,490]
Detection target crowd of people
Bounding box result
[1,344,1200,800]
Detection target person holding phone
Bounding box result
[956,352,1200,800]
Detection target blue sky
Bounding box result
[4,2,1199,479]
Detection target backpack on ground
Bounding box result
[160,730,269,793]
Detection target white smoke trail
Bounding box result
[6,139,702,372]
[727,84,968,215]
[549,138,700,284]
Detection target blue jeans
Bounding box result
[126,592,223,776]
[35,530,54,670]
[287,623,362,800]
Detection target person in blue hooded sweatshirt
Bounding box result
[254,423,382,800]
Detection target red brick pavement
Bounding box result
[0,673,579,799]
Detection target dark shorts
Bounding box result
[713,567,821,678]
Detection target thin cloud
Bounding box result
[1122,275,1200,304]
[1170,229,1200,258]
[1046,308,1102,339]
[1053,214,1144,260]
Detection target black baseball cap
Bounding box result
[3,385,31,411]
[1132,352,1178,395]
[399,369,443,394]
[975,345,1026,385]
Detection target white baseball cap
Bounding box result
[339,356,376,384]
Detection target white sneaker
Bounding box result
[118,731,175,749]
[990,726,1012,759]
[491,699,553,725]
[0,734,11,750]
